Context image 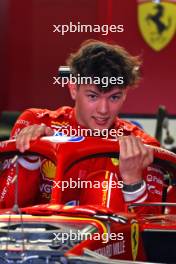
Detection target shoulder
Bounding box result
[19,106,73,121]
[114,118,160,146]
[10,106,74,138]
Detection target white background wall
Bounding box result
[124,117,176,150]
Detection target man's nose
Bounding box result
[96,99,109,114]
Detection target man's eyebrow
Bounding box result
[85,89,99,94]
[110,91,123,96]
[84,89,123,96]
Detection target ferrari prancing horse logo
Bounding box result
[131,221,139,261]
[137,0,176,51]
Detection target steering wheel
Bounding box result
[1,137,176,205]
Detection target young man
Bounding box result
[0,40,164,212]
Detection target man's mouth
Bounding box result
[93,117,109,125]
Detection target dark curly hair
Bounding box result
[66,39,141,91]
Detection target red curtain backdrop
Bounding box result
[0,0,175,114]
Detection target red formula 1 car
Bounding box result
[0,135,176,263]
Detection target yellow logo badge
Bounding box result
[131,221,139,261]
[111,158,119,166]
[137,0,176,51]
[41,159,56,180]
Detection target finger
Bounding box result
[45,126,54,136]
[16,135,29,153]
[17,126,35,152]
[119,136,128,158]
[135,137,154,167]
[131,136,144,158]
[143,147,154,168]
[31,125,46,140]
[16,124,53,153]
[32,125,54,138]
[16,125,40,152]
[123,135,136,158]
[16,126,31,152]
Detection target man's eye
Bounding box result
[88,94,97,99]
[110,96,120,101]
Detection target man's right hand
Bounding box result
[16,124,54,153]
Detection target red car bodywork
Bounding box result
[0,136,176,263]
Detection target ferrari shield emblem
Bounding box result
[131,221,139,261]
[137,0,176,51]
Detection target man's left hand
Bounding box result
[119,135,153,185]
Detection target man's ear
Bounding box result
[68,82,77,100]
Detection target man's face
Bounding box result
[69,84,128,131]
